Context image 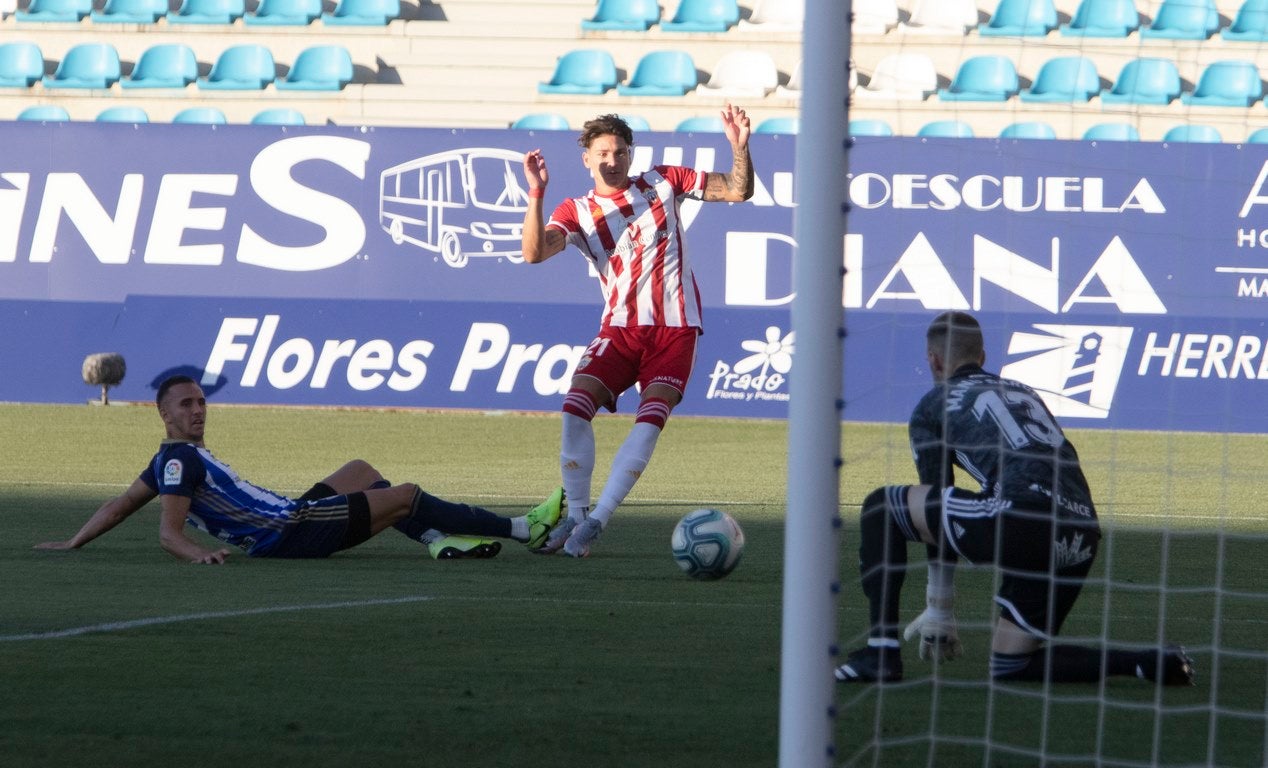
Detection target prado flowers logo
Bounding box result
[705,326,794,403]
[999,324,1134,419]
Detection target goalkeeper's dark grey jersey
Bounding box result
[908,364,1096,520]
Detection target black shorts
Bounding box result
[263,490,373,559]
[927,486,1101,640]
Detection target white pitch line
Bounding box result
[0,595,435,642]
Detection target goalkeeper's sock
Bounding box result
[859,486,916,641]
[394,487,513,542]
[990,644,1148,683]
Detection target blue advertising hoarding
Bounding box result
[1,122,1265,432]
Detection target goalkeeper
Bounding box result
[835,311,1194,686]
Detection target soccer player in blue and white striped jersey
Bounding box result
[36,376,564,564]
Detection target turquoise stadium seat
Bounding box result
[918,120,975,138]
[1020,56,1100,102]
[538,49,618,95]
[1224,0,1268,40]
[1247,127,1268,143]
[199,45,276,90]
[43,43,120,89]
[1082,122,1141,141]
[755,117,799,134]
[15,0,91,22]
[1061,0,1140,36]
[618,114,651,131]
[321,0,399,26]
[938,55,1019,101]
[511,113,570,130]
[849,119,894,137]
[1181,60,1263,106]
[97,106,150,122]
[617,50,697,96]
[245,0,321,25]
[275,45,353,91]
[1163,124,1222,143]
[660,0,738,31]
[167,0,245,24]
[18,105,71,121]
[979,0,1058,36]
[91,0,167,23]
[1100,58,1181,104]
[1141,0,1218,39]
[580,0,660,30]
[121,44,198,89]
[173,107,227,124]
[1000,121,1057,139]
[0,42,44,88]
[675,116,725,132]
[252,108,307,125]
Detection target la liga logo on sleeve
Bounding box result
[163,459,183,487]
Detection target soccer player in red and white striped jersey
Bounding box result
[519,105,754,557]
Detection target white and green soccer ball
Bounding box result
[671,508,745,580]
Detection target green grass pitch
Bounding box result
[0,403,1264,767]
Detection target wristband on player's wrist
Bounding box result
[528,187,545,198]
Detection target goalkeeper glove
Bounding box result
[903,598,963,662]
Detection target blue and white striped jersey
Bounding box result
[139,440,295,555]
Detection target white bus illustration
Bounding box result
[379,148,529,267]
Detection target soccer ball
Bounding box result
[671,508,745,580]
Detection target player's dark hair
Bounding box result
[156,374,198,406]
[578,114,634,149]
[926,311,984,367]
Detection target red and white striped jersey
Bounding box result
[546,165,706,329]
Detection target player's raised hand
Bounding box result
[523,149,550,190]
[721,103,751,148]
[904,605,964,662]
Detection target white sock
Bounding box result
[591,421,661,527]
[419,528,445,544]
[561,412,595,522]
[509,517,530,542]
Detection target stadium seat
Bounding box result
[660,0,739,32]
[1141,0,1218,39]
[903,0,979,33]
[0,42,45,88]
[1061,0,1140,36]
[172,107,227,124]
[15,0,91,21]
[675,115,725,132]
[0,0,13,17]
[199,45,276,90]
[979,0,1058,36]
[855,52,938,101]
[755,116,799,134]
[1000,121,1057,139]
[511,113,570,130]
[91,0,167,23]
[580,0,660,30]
[245,0,321,25]
[1100,58,1182,104]
[776,59,802,98]
[849,119,894,137]
[1247,126,1268,143]
[275,45,353,91]
[918,120,975,138]
[1019,56,1100,102]
[167,0,245,23]
[1223,0,1268,41]
[618,114,651,131]
[43,43,120,89]
[121,44,198,89]
[537,49,618,95]
[740,0,803,30]
[1082,122,1141,141]
[252,108,306,125]
[1163,124,1222,143]
[698,51,779,98]
[321,0,399,25]
[938,55,1019,101]
[1181,60,1263,106]
[852,0,898,33]
[18,105,71,121]
[617,50,697,96]
[96,106,149,123]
